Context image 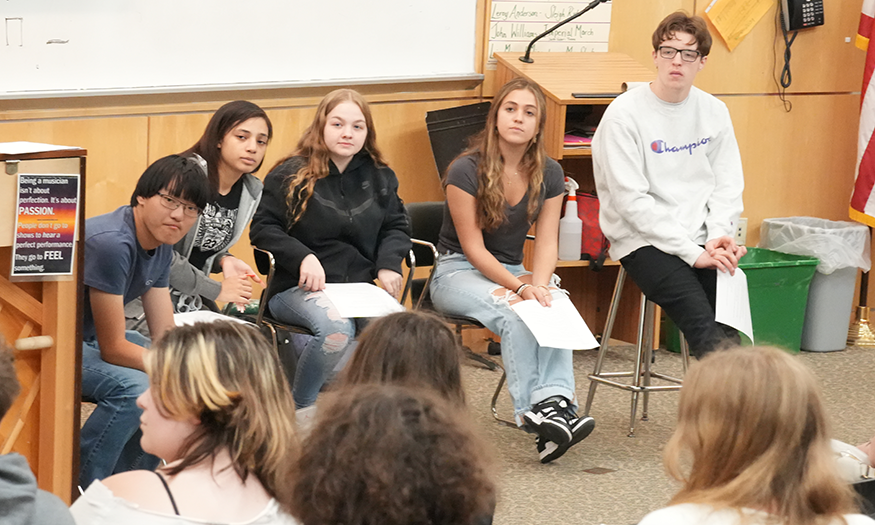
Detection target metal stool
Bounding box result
[584,266,691,437]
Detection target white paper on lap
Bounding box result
[510,292,599,350]
[321,283,405,318]
[173,310,251,326]
[715,268,755,343]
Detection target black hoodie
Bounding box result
[250,151,411,301]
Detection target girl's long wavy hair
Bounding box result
[664,346,855,525]
[453,77,548,231]
[336,310,465,406]
[144,321,298,500]
[275,89,387,225]
[181,100,273,195]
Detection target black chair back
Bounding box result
[856,478,875,518]
[407,201,445,267]
[426,102,490,179]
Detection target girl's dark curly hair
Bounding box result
[288,384,495,525]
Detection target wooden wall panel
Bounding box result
[723,93,860,246]
[610,2,863,95]
[607,0,695,73]
[0,117,148,218]
[694,1,864,95]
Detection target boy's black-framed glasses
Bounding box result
[157,192,202,217]
[657,46,702,62]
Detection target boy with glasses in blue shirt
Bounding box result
[79,155,209,490]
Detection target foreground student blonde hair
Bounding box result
[71,321,299,524]
[639,346,867,525]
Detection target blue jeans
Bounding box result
[269,287,366,409]
[430,253,576,424]
[80,330,160,489]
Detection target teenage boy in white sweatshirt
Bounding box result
[592,11,745,358]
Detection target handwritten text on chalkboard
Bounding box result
[488,1,612,59]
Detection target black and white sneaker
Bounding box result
[536,415,595,464]
[523,397,575,446]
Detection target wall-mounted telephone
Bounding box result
[781,0,824,31]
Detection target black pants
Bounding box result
[620,246,739,359]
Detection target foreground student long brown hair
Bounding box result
[289,385,495,525]
[336,310,465,405]
[640,346,862,525]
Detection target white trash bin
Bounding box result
[760,217,871,352]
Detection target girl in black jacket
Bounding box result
[250,89,410,409]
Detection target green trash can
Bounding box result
[663,247,818,354]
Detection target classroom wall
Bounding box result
[0,0,866,296]
[0,1,867,494]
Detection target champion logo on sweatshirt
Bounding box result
[650,137,710,155]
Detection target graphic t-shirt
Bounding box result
[188,178,243,270]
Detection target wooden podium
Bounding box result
[0,143,86,503]
[493,52,655,343]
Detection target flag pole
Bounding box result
[848,228,875,346]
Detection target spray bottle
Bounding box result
[558,177,583,261]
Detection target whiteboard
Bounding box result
[0,0,479,98]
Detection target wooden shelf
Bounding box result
[562,148,592,157]
[556,258,619,268]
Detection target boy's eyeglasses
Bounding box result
[657,46,702,62]
[157,193,201,217]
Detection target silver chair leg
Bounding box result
[490,367,517,428]
[680,332,691,373]
[641,300,656,423]
[628,293,648,437]
[585,266,627,416]
[587,267,687,436]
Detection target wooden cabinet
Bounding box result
[0,146,86,503]
[494,52,654,342]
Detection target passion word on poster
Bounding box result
[11,174,80,279]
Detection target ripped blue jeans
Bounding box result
[268,287,366,409]
[430,253,576,424]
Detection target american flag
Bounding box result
[851,0,875,226]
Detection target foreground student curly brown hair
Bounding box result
[288,384,495,525]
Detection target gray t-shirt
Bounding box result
[438,154,565,265]
[83,206,171,340]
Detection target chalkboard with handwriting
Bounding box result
[488,0,612,59]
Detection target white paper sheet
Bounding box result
[174,310,251,326]
[510,292,599,350]
[321,283,405,318]
[715,268,755,343]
